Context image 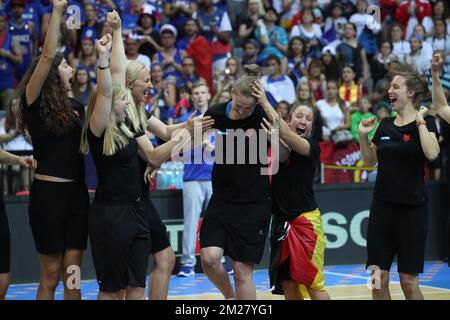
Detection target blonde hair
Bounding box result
[232,64,260,97]
[80,83,134,156]
[248,0,265,16]
[125,60,148,133]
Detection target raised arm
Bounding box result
[25,0,66,106]
[89,34,113,137]
[358,117,378,167]
[431,53,450,124]
[416,108,440,161]
[107,11,126,85]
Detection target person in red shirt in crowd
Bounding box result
[290,0,322,32]
[395,0,431,38]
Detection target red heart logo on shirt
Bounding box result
[403,134,411,142]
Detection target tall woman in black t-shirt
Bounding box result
[359,64,440,300]
[0,151,36,300]
[16,0,90,300]
[430,53,450,267]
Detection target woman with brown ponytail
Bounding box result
[359,64,440,300]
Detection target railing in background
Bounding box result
[320,163,378,184]
[0,150,34,195]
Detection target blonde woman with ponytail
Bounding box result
[102,11,214,300]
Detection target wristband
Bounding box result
[98,64,110,70]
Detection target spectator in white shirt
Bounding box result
[316,80,350,141]
[404,35,431,75]
[389,23,411,63]
[261,54,296,105]
[349,0,371,37]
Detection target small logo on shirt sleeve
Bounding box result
[380,136,390,141]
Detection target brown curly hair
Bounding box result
[17,53,75,136]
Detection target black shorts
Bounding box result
[89,200,151,292]
[366,199,428,274]
[0,199,10,274]
[141,197,170,254]
[200,194,271,264]
[28,179,89,254]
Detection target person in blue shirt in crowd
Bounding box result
[152,24,185,80]
[176,80,232,277]
[8,0,37,82]
[254,6,288,72]
[261,54,296,107]
[4,0,46,42]
[194,0,232,72]
[163,0,197,36]
[0,13,23,111]
[177,80,213,277]
[241,38,264,67]
[75,2,99,46]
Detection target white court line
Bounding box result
[323,271,450,292]
[333,290,449,300]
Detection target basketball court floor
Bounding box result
[5,261,449,300]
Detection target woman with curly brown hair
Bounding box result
[16,0,90,300]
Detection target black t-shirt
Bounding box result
[204,102,271,203]
[22,94,85,181]
[372,116,439,205]
[137,30,160,59]
[271,138,320,221]
[87,128,142,205]
[128,117,152,199]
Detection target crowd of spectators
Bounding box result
[0,0,450,190]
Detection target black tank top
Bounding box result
[87,128,142,205]
[22,94,85,181]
